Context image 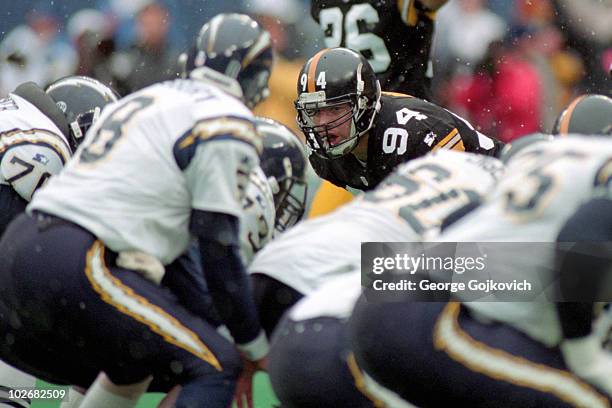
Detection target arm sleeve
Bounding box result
[1,144,65,201]
[191,210,267,358]
[183,138,259,217]
[555,197,612,338]
[442,107,504,155]
[161,241,223,327]
[251,274,304,337]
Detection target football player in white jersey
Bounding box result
[0,76,118,237]
[255,150,504,407]
[0,13,274,408]
[0,76,117,408]
[350,95,612,407]
[165,117,307,333]
[157,164,277,335]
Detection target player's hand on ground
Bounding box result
[234,356,268,408]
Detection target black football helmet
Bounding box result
[181,13,274,109]
[255,117,308,232]
[295,47,381,159]
[552,94,612,136]
[45,76,119,150]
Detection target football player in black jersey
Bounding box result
[311,0,447,99]
[296,47,504,191]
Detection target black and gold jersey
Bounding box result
[309,92,505,190]
[311,0,440,99]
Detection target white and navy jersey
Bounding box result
[240,166,275,265]
[250,150,503,297]
[30,79,260,265]
[440,136,612,346]
[0,93,71,201]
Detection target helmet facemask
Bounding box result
[296,65,380,159]
[68,106,101,149]
[267,158,308,233]
[296,91,376,159]
[256,116,309,234]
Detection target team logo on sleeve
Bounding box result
[32,153,49,165]
[424,132,437,147]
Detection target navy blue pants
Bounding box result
[269,316,377,408]
[0,184,27,239]
[0,213,241,407]
[350,299,612,408]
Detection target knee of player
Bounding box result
[177,342,243,382]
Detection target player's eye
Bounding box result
[332,104,351,114]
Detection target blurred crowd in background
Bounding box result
[1,0,610,143]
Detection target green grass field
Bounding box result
[31,373,278,408]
